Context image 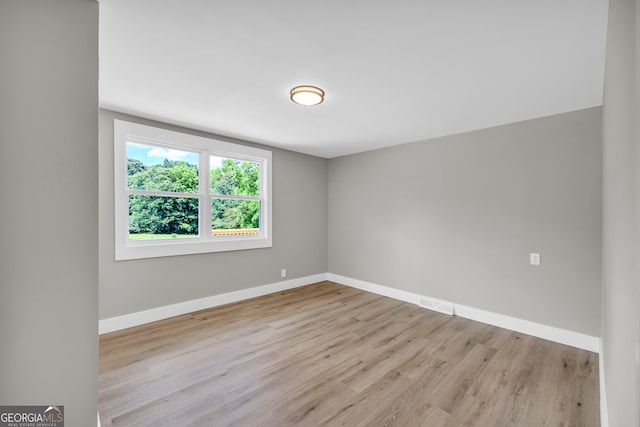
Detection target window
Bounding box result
[114,120,272,260]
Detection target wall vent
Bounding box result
[418,297,454,316]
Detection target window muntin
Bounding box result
[114,120,272,260]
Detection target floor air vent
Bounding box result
[418,298,454,316]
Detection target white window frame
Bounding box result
[114,119,272,260]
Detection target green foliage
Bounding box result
[128,159,198,193]
[210,159,259,196]
[211,199,260,230]
[128,159,200,235]
[129,195,199,235]
[127,158,146,176]
[210,160,260,230]
[127,157,260,236]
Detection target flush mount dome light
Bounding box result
[290,85,324,106]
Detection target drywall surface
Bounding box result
[329,108,602,336]
[0,1,99,426]
[99,110,328,319]
[601,0,640,425]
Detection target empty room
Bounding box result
[2,1,639,427]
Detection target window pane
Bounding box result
[129,195,199,240]
[210,156,260,196]
[211,199,260,236]
[127,142,199,193]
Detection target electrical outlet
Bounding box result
[281,269,287,278]
[530,253,541,266]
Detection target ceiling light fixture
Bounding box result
[290,85,324,106]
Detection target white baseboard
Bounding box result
[100,271,600,353]
[99,273,328,334]
[327,273,600,353]
[99,271,605,420]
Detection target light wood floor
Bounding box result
[99,281,599,426]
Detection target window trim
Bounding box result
[114,119,272,260]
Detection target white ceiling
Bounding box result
[99,0,609,159]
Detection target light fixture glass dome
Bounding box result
[290,85,324,106]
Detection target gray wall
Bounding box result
[329,108,602,336]
[99,110,328,319]
[601,0,640,425]
[0,1,99,427]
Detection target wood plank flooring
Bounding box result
[98,281,599,426]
